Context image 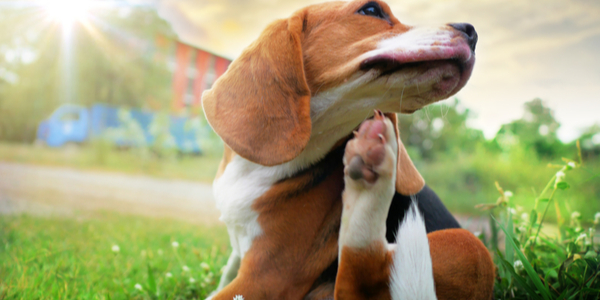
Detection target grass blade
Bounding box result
[493,215,553,300]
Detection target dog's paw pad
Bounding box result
[344,110,395,184]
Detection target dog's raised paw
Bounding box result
[344,110,397,185]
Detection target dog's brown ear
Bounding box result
[202,13,311,166]
[384,113,426,196]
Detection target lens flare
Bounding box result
[45,0,90,26]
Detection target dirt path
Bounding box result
[0,161,491,233]
[0,162,220,224]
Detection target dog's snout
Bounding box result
[448,23,478,52]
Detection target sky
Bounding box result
[156,0,600,141]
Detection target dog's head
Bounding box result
[203,0,477,193]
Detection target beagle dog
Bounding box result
[202,0,495,299]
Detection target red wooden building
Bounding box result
[169,41,231,111]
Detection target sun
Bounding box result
[45,0,91,26]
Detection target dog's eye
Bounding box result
[357,2,385,19]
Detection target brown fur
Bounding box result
[212,147,345,299]
[429,229,495,300]
[204,1,492,299]
[335,242,393,300]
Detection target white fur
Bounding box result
[211,25,462,297]
[338,118,398,251]
[390,199,438,300]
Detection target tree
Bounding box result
[495,99,564,158]
[0,4,175,142]
[397,98,485,161]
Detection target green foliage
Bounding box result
[478,149,600,299]
[0,212,230,299]
[495,99,565,158]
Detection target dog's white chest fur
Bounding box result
[214,155,303,258]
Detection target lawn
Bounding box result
[0,141,222,183]
[0,212,230,299]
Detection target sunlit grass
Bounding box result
[0,212,229,299]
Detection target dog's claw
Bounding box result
[374,109,384,120]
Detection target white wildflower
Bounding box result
[509,208,517,215]
[134,283,143,291]
[572,211,581,220]
[200,262,210,271]
[568,162,576,169]
[189,277,196,283]
[594,212,600,225]
[576,233,587,244]
[513,260,525,274]
[521,213,529,222]
[518,226,527,233]
[172,241,179,248]
[233,295,245,300]
[182,265,190,272]
[504,191,513,198]
[554,171,566,187]
[111,245,120,253]
[166,272,173,278]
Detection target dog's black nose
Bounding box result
[448,23,478,52]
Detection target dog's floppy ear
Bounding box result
[384,113,426,195]
[202,13,311,166]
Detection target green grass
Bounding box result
[479,149,600,299]
[0,141,221,183]
[0,212,230,299]
[418,145,600,221]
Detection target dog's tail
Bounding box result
[389,198,438,300]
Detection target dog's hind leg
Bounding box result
[335,110,494,300]
[334,110,436,300]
